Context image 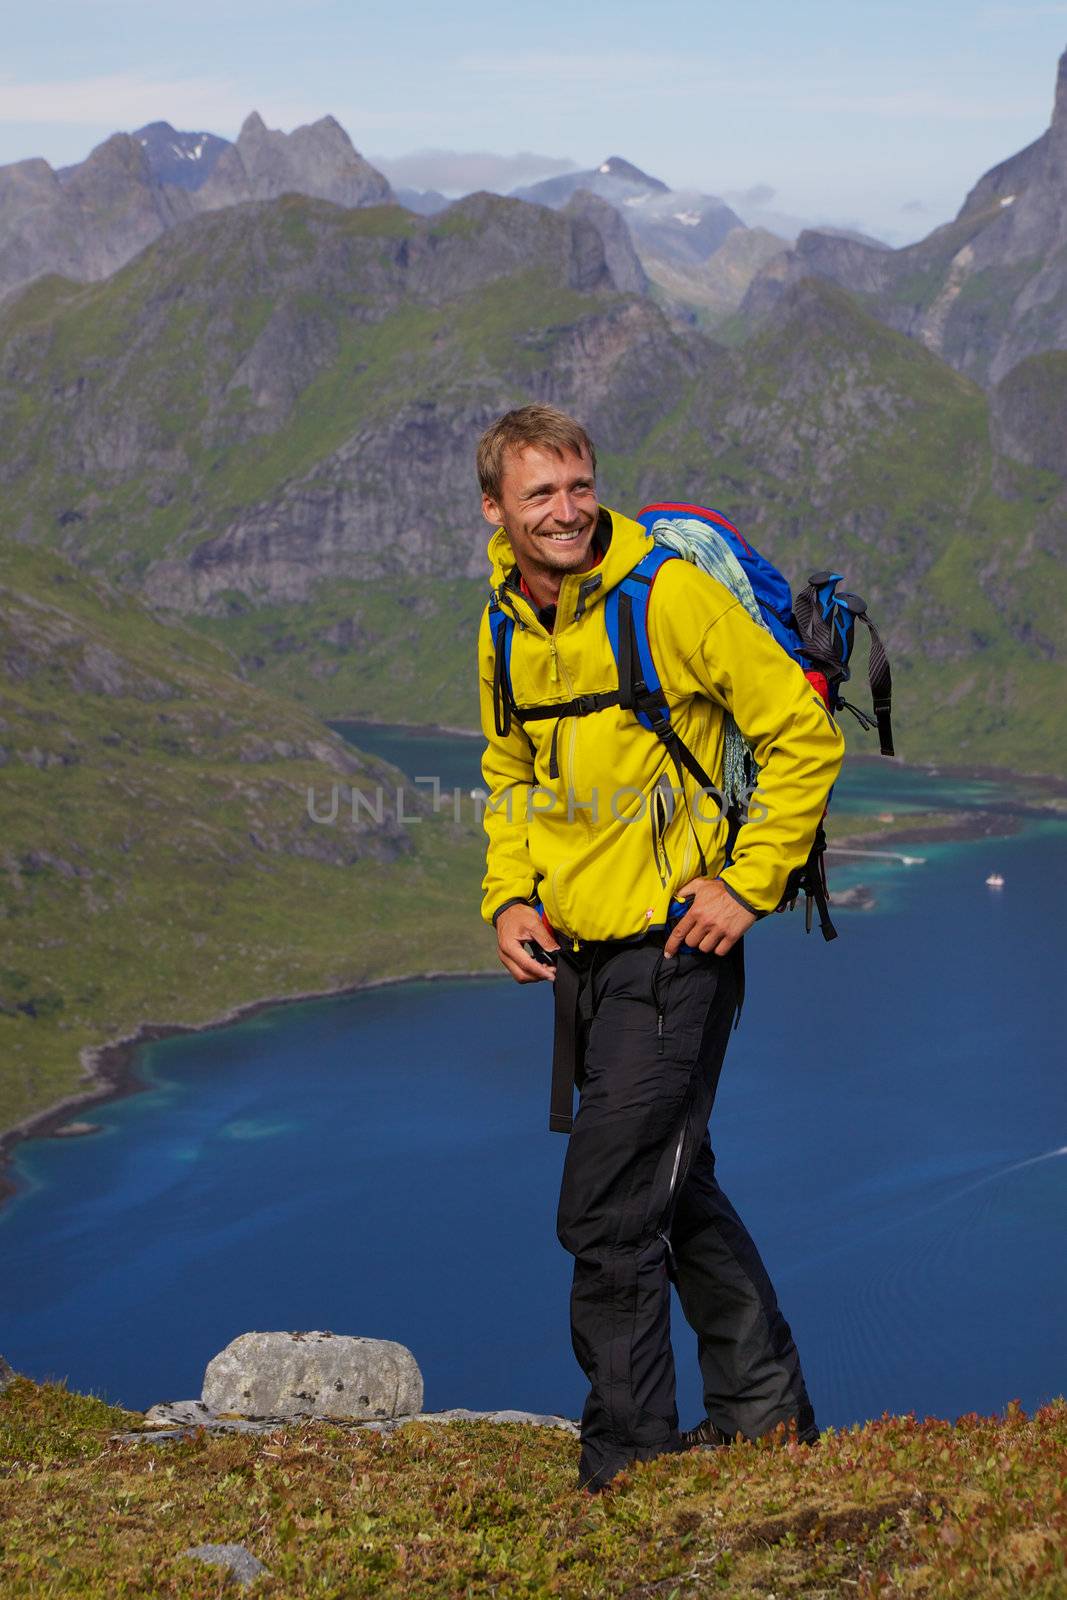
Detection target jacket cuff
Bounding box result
[715,877,768,919]
[491,897,535,927]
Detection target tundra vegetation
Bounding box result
[1,1378,1064,1597]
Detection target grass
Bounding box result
[0,539,495,1135]
[1,1377,1065,1596]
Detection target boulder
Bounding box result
[201,1330,423,1420]
[0,1354,16,1394]
[180,1544,269,1587]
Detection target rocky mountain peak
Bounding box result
[594,156,669,193]
[131,121,230,191]
[201,111,393,209]
[238,111,269,140]
[1053,46,1067,135]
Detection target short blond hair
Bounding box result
[476,404,597,501]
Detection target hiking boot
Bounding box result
[681,1417,733,1451]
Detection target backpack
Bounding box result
[490,502,894,941]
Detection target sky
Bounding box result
[2,0,1065,243]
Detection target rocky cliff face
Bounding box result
[741,48,1067,388]
[0,137,193,299]
[190,113,392,211]
[0,190,670,609]
[0,113,393,303]
[1,184,1064,771]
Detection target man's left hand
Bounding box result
[664,878,756,958]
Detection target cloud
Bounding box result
[0,72,324,133]
[900,199,928,214]
[724,183,777,206]
[370,148,578,195]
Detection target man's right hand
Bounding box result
[495,904,561,984]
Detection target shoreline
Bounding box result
[0,964,500,1210]
[3,753,1065,1208]
[332,721,1067,793]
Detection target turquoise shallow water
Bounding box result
[1,743,1065,1429]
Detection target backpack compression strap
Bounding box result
[793,573,894,757]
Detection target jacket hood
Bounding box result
[486,506,654,604]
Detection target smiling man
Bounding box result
[475,404,843,1493]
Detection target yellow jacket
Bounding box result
[478,506,845,942]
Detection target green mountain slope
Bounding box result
[1,194,1064,775]
[192,277,1067,775]
[0,540,490,1136]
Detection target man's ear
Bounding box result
[481,492,503,526]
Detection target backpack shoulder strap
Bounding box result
[488,592,516,739]
[603,546,677,730]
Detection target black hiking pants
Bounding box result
[554,936,817,1492]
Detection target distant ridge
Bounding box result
[0,112,394,302]
[740,46,1067,386]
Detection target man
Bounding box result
[476,404,844,1493]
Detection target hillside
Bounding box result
[0,540,490,1137]
[1,1377,1065,1597]
[1,191,1065,774]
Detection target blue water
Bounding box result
[1,747,1065,1433]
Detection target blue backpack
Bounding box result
[490,501,894,941]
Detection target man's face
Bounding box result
[482,443,599,588]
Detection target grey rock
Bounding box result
[562,190,648,295]
[202,1331,423,1420]
[0,1354,16,1393]
[192,112,392,213]
[120,1402,579,1443]
[143,1399,215,1427]
[181,1544,269,1587]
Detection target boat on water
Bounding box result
[985,872,1005,888]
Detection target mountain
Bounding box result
[513,154,670,206]
[515,155,744,268]
[0,190,1063,774]
[642,226,789,327]
[0,537,488,1131]
[0,135,193,303]
[394,187,451,216]
[0,191,654,608]
[0,113,393,303]
[741,48,1067,387]
[191,112,391,211]
[128,120,231,189]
